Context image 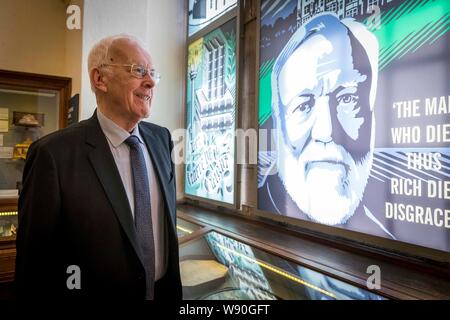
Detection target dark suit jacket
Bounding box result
[15,111,182,299]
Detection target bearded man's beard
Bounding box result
[277,139,373,225]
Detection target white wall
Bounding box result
[81,0,186,133]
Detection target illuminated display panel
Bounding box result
[188,0,237,37]
[180,231,385,300]
[257,0,450,252]
[185,18,237,204]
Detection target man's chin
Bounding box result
[137,107,151,119]
[305,165,348,193]
[293,185,358,225]
[277,138,373,226]
[303,201,357,226]
[284,165,365,225]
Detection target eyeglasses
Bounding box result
[100,63,161,84]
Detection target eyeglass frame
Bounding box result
[99,63,161,84]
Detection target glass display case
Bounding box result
[0,198,17,238]
[0,70,71,241]
[179,231,386,300]
[177,217,203,238]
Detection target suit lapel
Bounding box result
[139,124,176,231]
[84,113,145,268]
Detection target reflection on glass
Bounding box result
[176,218,202,238]
[180,231,386,300]
[0,88,60,239]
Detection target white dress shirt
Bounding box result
[97,109,166,280]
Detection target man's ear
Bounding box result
[90,68,108,93]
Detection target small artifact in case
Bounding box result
[13,111,44,127]
[13,138,32,159]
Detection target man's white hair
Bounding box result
[87,34,147,91]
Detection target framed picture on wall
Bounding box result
[257,0,450,253]
[184,18,238,205]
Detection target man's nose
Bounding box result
[311,96,332,143]
[142,75,155,89]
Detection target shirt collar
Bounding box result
[130,124,145,145]
[97,108,144,148]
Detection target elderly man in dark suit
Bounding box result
[15,35,181,300]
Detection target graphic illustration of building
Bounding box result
[195,29,234,133]
[296,0,394,25]
[190,0,237,23]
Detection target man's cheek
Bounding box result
[285,122,309,151]
[337,110,365,141]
